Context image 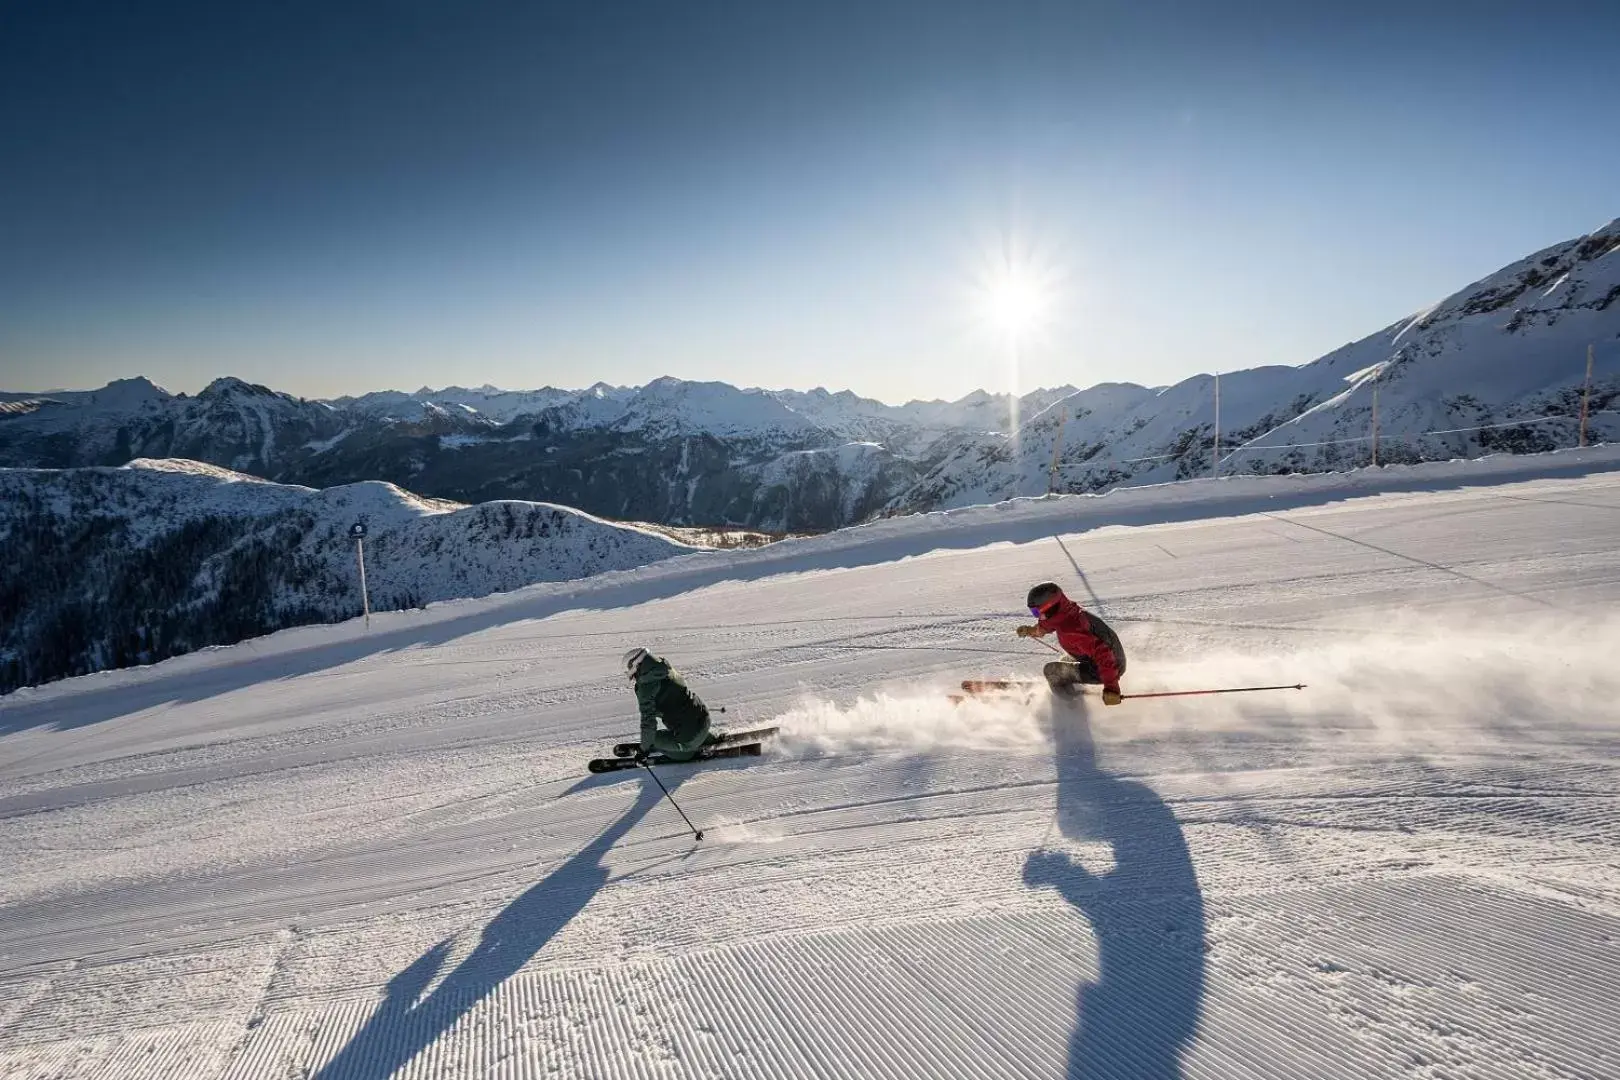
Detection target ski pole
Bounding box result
[1122,683,1305,700]
[640,761,705,842]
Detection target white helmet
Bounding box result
[623,647,651,681]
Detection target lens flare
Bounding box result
[982,272,1048,339]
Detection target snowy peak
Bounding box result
[82,375,174,410]
[1428,217,1620,332]
[199,376,281,400]
[1021,382,1156,433]
[1239,216,1620,454]
[894,217,1620,512]
[334,385,579,423]
[611,377,820,439]
[167,375,349,473]
[124,456,285,485]
[0,375,173,416]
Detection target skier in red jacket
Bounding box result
[1016,582,1127,705]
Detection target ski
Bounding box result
[612,726,779,758]
[959,678,1047,694]
[588,742,765,774]
[949,678,1089,705]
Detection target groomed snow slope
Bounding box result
[3,452,1620,1079]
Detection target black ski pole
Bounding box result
[640,761,704,841]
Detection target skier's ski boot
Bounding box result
[1043,661,1092,702]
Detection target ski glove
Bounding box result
[1101,688,1123,706]
[632,748,650,764]
[1015,624,1043,638]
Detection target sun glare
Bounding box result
[963,236,1068,449]
[973,245,1059,343]
[984,274,1047,338]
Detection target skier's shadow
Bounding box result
[312,775,676,1080]
[1023,705,1206,1079]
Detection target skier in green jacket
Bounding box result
[624,647,714,763]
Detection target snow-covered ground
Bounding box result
[3,452,1620,1079]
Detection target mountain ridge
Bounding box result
[893,217,1620,510]
[2,217,1616,529]
[0,458,698,694]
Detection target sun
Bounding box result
[984,273,1048,338]
[973,250,1057,342]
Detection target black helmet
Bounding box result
[1026,582,1064,611]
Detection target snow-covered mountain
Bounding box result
[334,384,593,423]
[0,459,694,694]
[3,216,1616,528]
[610,377,822,440]
[329,380,1072,443]
[0,376,352,474]
[894,218,1620,510]
[746,441,921,530]
[0,375,1041,530]
[764,384,1080,453]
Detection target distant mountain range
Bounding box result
[0,374,1080,531]
[3,216,1617,693]
[4,219,1616,535]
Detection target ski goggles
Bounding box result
[1031,601,1062,619]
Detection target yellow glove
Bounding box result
[1015,624,1042,639]
[1102,688,1123,706]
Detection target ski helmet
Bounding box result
[1026,582,1064,613]
[623,647,651,680]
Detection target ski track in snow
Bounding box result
[3,470,1620,1078]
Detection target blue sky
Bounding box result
[2,0,1616,404]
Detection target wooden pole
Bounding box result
[1371,378,1380,467]
[1046,408,1068,494]
[356,537,371,628]
[1580,343,1594,448]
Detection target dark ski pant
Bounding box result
[649,715,713,762]
[1044,653,1127,698]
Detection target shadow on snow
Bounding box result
[1023,704,1206,1079]
[311,774,677,1080]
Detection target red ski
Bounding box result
[948,678,1065,704]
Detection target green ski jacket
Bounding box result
[634,655,710,750]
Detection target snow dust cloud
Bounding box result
[767,611,1620,759]
[1094,609,1620,751]
[771,687,1052,758]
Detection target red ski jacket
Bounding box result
[1036,597,1125,692]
